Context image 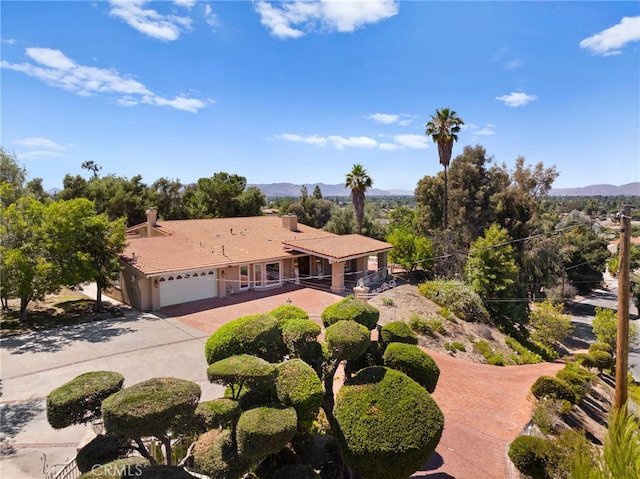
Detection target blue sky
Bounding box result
[2,1,639,193]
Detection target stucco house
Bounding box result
[119,209,393,311]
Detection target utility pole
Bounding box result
[614,205,631,410]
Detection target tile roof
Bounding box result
[122,216,391,276]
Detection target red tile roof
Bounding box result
[282,234,393,261]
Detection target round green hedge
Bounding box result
[321,296,380,330]
[382,343,440,393]
[275,359,323,427]
[589,350,613,372]
[589,342,613,355]
[530,376,576,404]
[268,464,321,479]
[78,457,149,479]
[508,435,556,479]
[280,319,321,358]
[193,429,246,479]
[47,371,124,429]
[380,321,418,346]
[325,320,370,362]
[207,354,276,398]
[270,305,310,327]
[236,404,298,464]
[102,377,201,438]
[194,399,241,432]
[76,433,131,473]
[334,367,444,479]
[204,314,285,365]
[555,370,589,401]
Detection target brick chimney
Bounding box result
[282,214,298,232]
[146,208,157,236]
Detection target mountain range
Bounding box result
[250,182,640,197]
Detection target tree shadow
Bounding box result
[568,322,595,344]
[0,399,43,457]
[1,311,158,355]
[408,452,454,478]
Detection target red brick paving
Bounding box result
[165,286,563,479]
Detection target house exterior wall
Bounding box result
[120,262,154,310]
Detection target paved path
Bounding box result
[2,284,562,479]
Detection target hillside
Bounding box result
[249,182,412,197]
[550,182,640,196]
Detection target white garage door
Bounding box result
[159,272,217,307]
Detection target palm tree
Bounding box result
[345,164,373,234]
[425,108,464,229]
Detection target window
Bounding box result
[254,262,281,287]
[240,265,249,289]
[266,263,280,285]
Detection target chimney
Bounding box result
[282,214,298,232]
[146,208,157,236]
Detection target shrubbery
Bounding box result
[236,404,297,464]
[194,399,240,432]
[380,321,418,346]
[408,315,445,336]
[280,319,321,359]
[207,354,276,399]
[531,376,576,404]
[325,320,370,361]
[193,429,246,479]
[47,371,124,429]
[78,457,149,479]
[382,343,440,393]
[269,305,309,326]
[418,280,490,323]
[321,296,379,330]
[508,435,557,479]
[76,433,131,473]
[274,359,323,428]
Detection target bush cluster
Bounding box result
[418,280,490,323]
[321,296,379,330]
[280,319,321,358]
[508,435,557,479]
[76,433,131,473]
[269,305,310,326]
[325,320,370,361]
[382,343,440,393]
[207,354,276,398]
[531,376,576,404]
[47,371,124,429]
[274,359,323,428]
[193,429,246,479]
[408,315,444,337]
[236,404,298,464]
[194,399,240,432]
[380,321,418,346]
[505,336,543,365]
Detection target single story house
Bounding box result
[119,209,393,311]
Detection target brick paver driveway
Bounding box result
[165,285,564,479]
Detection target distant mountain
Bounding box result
[549,182,640,196]
[250,182,412,197]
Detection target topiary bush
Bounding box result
[589,350,613,373]
[270,305,310,327]
[325,320,370,362]
[78,457,149,479]
[531,376,576,404]
[556,370,589,402]
[122,465,198,478]
[418,280,490,323]
[380,321,418,346]
[207,354,276,399]
[47,371,124,429]
[334,367,444,479]
[194,399,241,432]
[102,377,201,438]
[321,296,380,330]
[76,433,131,473]
[275,359,323,429]
[193,429,246,479]
[508,435,557,479]
[236,404,298,464]
[588,342,613,355]
[382,343,440,393]
[280,319,321,359]
[204,314,285,365]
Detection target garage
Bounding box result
[158,271,218,307]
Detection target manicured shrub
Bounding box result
[47,371,124,429]
[589,350,613,373]
[589,342,613,355]
[334,367,444,479]
[102,377,201,438]
[380,321,418,346]
[382,343,440,393]
[268,464,321,479]
[236,404,297,464]
[418,280,490,323]
[194,399,241,432]
[531,376,576,404]
[321,296,380,330]
[78,457,149,479]
[122,465,197,478]
[193,429,246,479]
[275,359,323,428]
[508,435,557,479]
[325,320,370,361]
[204,314,285,365]
[207,354,276,399]
[556,370,589,401]
[76,433,131,473]
[280,319,321,358]
[270,305,310,327]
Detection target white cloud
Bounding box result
[398,119,411,126]
[496,92,537,107]
[204,4,219,28]
[2,38,17,45]
[393,134,429,149]
[580,16,640,56]
[474,128,495,136]
[14,137,67,150]
[276,133,328,145]
[275,133,378,149]
[254,0,399,39]
[379,142,403,151]
[17,150,67,160]
[173,0,196,9]
[109,0,192,42]
[1,47,207,112]
[367,113,400,124]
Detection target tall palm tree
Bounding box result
[425,108,464,229]
[345,164,373,234]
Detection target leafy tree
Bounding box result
[387,227,433,274]
[151,177,184,220]
[312,184,323,199]
[529,301,573,349]
[324,207,357,235]
[560,226,610,295]
[466,223,521,325]
[287,198,334,229]
[345,164,373,234]
[592,306,638,352]
[237,186,266,217]
[81,160,102,179]
[425,107,464,229]
[0,147,26,207]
